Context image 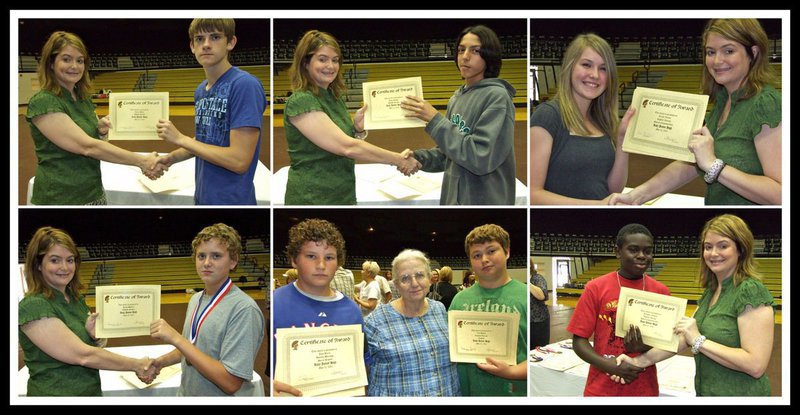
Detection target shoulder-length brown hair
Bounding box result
[702,19,775,103]
[37,31,93,100]
[24,227,84,301]
[289,30,346,98]
[555,33,619,140]
[697,214,761,292]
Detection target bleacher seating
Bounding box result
[556,257,782,306]
[88,65,269,106]
[273,58,527,112]
[81,254,269,296]
[531,35,781,65]
[273,36,527,64]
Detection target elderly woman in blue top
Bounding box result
[363,249,460,396]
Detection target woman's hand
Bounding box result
[401,96,437,123]
[97,115,112,137]
[354,104,368,132]
[85,312,99,340]
[688,126,717,172]
[674,316,701,346]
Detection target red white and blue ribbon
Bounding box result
[189,278,233,344]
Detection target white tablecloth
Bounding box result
[27,156,271,205]
[623,187,704,207]
[17,344,265,397]
[272,164,528,205]
[529,341,696,397]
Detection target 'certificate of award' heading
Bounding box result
[362,76,426,130]
[275,324,367,397]
[108,92,169,140]
[622,87,708,163]
[448,310,520,365]
[95,285,161,338]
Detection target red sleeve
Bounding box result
[567,282,598,339]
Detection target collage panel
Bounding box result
[529,208,782,397]
[529,18,782,206]
[271,18,528,206]
[16,208,270,397]
[270,208,528,396]
[17,18,270,206]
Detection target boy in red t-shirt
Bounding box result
[567,223,670,396]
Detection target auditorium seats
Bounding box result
[556,257,782,305]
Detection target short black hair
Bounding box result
[454,25,502,79]
[616,223,653,247]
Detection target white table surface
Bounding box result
[27,155,271,205]
[272,164,528,205]
[529,341,696,397]
[623,187,704,207]
[17,344,265,397]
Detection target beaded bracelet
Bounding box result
[691,335,707,355]
[703,159,726,184]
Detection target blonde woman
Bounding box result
[530,33,635,205]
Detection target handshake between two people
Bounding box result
[98,115,174,181]
[397,149,422,176]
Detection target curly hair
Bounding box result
[285,219,346,267]
[192,223,242,271]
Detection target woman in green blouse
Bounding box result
[611,19,781,205]
[616,214,775,396]
[283,30,420,205]
[18,227,154,396]
[26,32,164,205]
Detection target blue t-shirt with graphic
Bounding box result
[194,66,266,205]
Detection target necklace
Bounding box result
[617,271,645,291]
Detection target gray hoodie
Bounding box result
[414,78,516,205]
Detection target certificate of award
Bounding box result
[108,92,169,140]
[448,310,520,365]
[95,285,161,338]
[362,76,426,130]
[274,324,367,397]
[622,87,709,163]
[615,287,688,352]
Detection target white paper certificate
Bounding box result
[95,285,161,338]
[622,87,708,163]
[274,324,367,397]
[448,310,520,365]
[108,92,169,140]
[615,287,688,352]
[362,76,426,130]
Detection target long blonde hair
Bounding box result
[555,33,619,139]
[697,214,760,292]
[289,30,346,97]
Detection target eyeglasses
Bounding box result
[397,272,428,286]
